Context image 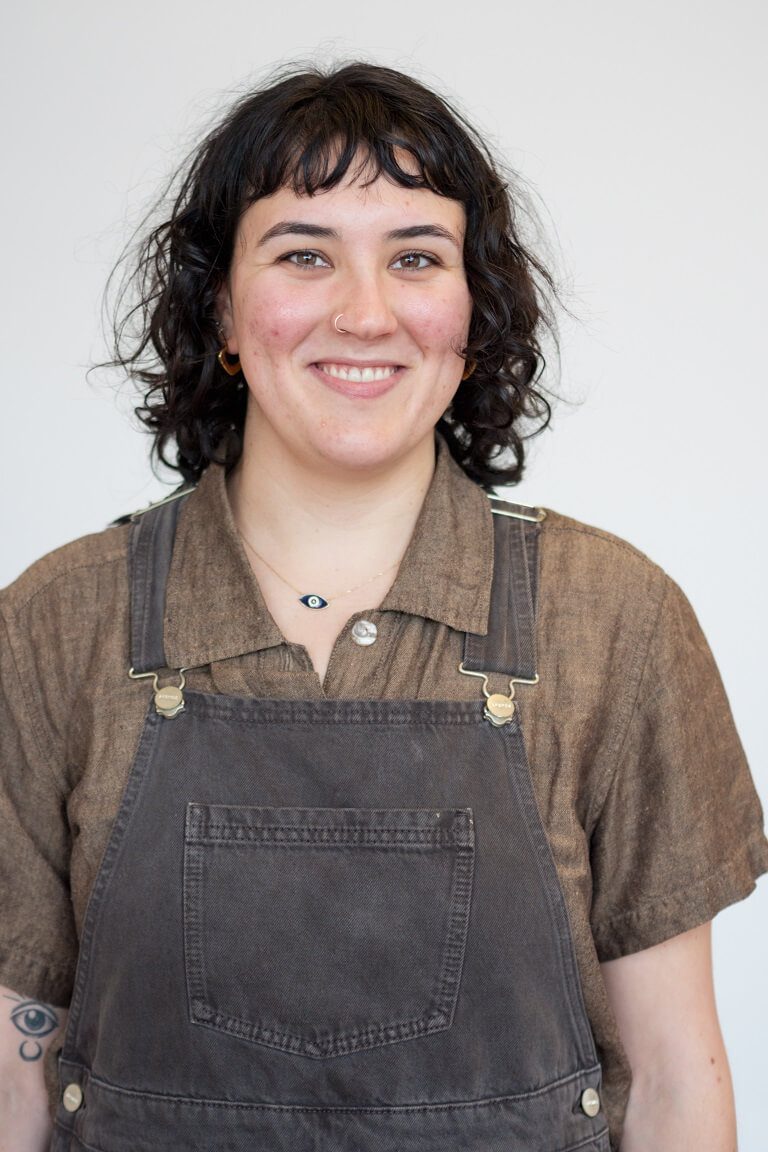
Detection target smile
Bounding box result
[315,363,401,383]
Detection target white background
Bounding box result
[1,1,766,1145]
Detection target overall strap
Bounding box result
[128,490,193,674]
[462,498,542,680]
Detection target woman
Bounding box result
[1,62,765,1152]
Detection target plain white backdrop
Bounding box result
[2,1,766,1145]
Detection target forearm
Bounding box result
[602,925,739,1152]
[0,983,66,1152]
[620,1050,737,1151]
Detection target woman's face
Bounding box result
[218,163,473,476]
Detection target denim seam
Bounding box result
[183,826,475,1057]
[188,829,461,845]
[56,1123,609,1152]
[175,706,487,726]
[58,1061,604,1110]
[63,706,162,1055]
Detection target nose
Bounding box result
[333,269,398,340]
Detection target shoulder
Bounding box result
[536,506,672,620]
[1,524,133,734]
[1,522,131,628]
[540,506,664,577]
[527,508,686,729]
[487,495,673,609]
[0,522,134,770]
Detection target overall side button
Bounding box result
[62,1082,84,1112]
[580,1087,601,1117]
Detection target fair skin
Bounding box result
[603,924,736,1150]
[0,991,67,1152]
[0,170,738,1150]
[219,163,474,680]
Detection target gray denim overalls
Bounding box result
[53,491,609,1151]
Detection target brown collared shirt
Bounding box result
[2,439,767,1148]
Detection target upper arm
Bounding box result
[589,576,768,964]
[0,607,78,1004]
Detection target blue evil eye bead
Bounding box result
[299,593,328,610]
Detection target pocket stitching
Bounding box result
[183,807,475,1058]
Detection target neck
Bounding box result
[226,431,437,583]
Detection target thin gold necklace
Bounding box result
[238,529,400,611]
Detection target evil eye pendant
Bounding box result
[299,593,329,610]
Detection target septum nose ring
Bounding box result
[334,314,348,334]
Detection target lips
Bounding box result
[310,360,404,399]
[315,363,400,383]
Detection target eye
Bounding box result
[391,250,438,271]
[10,1001,59,1040]
[282,250,330,269]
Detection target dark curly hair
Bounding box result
[108,61,556,487]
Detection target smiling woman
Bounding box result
[109,62,552,489]
[217,170,475,670]
[0,61,766,1152]
[217,170,473,476]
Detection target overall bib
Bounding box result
[53,493,609,1152]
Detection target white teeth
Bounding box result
[318,363,399,383]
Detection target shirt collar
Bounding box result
[163,436,494,670]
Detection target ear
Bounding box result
[215,281,238,353]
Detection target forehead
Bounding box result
[239,170,467,239]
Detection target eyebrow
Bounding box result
[257,221,461,249]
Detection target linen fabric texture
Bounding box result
[51,499,608,1151]
[1,437,766,1149]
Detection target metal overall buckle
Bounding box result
[128,667,188,719]
[458,663,539,727]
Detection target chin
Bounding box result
[308,426,428,474]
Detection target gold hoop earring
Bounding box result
[461,360,477,381]
[217,347,242,376]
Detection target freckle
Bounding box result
[710,1057,715,1065]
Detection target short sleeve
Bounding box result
[589,576,768,961]
[0,610,78,1006]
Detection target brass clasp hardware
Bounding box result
[489,504,547,524]
[458,663,539,727]
[128,667,188,719]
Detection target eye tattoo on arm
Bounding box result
[3,993,60,1061]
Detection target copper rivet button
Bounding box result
[62,1083,83,1113]
[351,619,378,647]
[580,1087,601,1117]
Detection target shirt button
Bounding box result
[580,1087,601,1117]
[351,619,378,647]
[62,1082,84,1112]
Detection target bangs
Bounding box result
[235,79,470,204]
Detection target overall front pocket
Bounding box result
[183,804,475,1059]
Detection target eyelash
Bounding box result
[281,250,439,271]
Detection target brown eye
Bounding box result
[392,251,436,271]
[284,250,329,269]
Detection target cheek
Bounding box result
[406,290,472,352]
[236,287,320,350]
